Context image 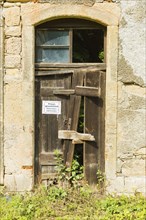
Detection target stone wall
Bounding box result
[115,0,146,194]
[0,1,4,185]
[0,0,145,194]
[2,2,33,191]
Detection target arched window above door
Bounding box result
[35,18,106,64]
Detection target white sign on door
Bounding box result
[42,101,61,115]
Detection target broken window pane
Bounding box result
[36,30,70,63]
[36,48,70,63]
[36,30,69,46]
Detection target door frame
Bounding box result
[35,65,106,185]
[0,10,4,185]
[21,4,119,188]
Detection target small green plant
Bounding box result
[0,187,145,220]
[0,186,5,196]
[97,169,105,184]
[69,157,84,188]
[98,50,104,62]
[54,150,84,188]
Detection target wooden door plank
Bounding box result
[35,73,72,183]
[75,86,100,97]
[40,74,71,153]
[98,71,106,172]
[35,78,41,183]
[84,70,102,185]
[64,70,84,167]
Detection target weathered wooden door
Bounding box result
[35,66,105,185]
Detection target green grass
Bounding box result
[0,186,145,220]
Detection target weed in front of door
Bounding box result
[0,185,145,220]
[54,149,84,188]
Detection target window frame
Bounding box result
[35,18,106,67]
[35,28,72,63]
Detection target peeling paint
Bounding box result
[118,56,145,87]
[120,17,127,28]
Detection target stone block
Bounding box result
[117,110,145,153]
[5,69,22,82]
[3,3,14,8]
[134,147,146,159]
[121,159,146,176]
[5,69,20,76]
[22,26,34,81]
[118,83,146,111]
[14,172,33,191]
[117,158,123,173]
[106,177,125,194]
[4,173,33,191]
[124,176,146,195]
[5,37,21,54]
[107,176,146,195]
[4,148,19,174]
[4,129,33,160]
[4,82,23,126]
[4,174,16,191]
[3,6,20,26]
[5,26,21,37]
[5,55,21,68]
[4,81,22,100]
[4,126,33,181]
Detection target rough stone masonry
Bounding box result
[0,0,145,194]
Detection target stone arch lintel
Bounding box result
[21,4,120,26]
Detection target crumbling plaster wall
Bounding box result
[0,0,145,194]
[115,0,146,194]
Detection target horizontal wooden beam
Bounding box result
[35,63,106,70]
[53,86,101,97]
[39,152,62,165]
[75,86,100,97]
[35,70,74,76]
[53,89,75,96]
[58,130,95,143]
[41,173,58,180]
